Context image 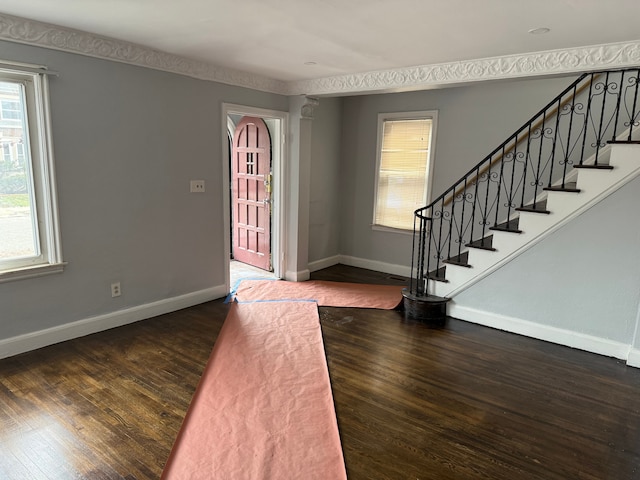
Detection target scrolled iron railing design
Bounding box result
[409,68,640,297]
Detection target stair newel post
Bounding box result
[409,211,419,295]
[612,70,625,142]
[494,146,507,227]
[628,70,640,142]
[580,73,596,166]
[548,97,562,188]
[533,110,547,202]
[520,123,533,208]
[594,71,611,165]
[562,85,578,183]
[426,207,434,288]
[402,206,450,323]
[419,214,428,295]
[506,136,519,222]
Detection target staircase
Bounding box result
[404,68,640,321]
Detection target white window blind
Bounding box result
[374,116,434,230]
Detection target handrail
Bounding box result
[418,72,590,215]
[441,75,599,207]
[410,67,640,297]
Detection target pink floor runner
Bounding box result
[232,279,404,309]
[162,301,347,480]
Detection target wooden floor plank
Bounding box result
[0,265,639,479]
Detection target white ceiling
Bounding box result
[0,0,639,85]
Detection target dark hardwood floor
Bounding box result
[1,264,640,479]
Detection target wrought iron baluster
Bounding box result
[482,164,491,241]
[470,166,480,242]
[436,199,445,272]
[507,136,518,222]
[447,189,456,261]
[580,74,596,166]
[629,70,640,141]
[520,124,533,208]
[533,111,546,201]
[562,87,577,184]
[594,72,610,165]
[548,98,562,187]
[612,71,625,142]
[458,177,468,258]
[494,147,506,226]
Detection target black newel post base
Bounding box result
[402,289,450,325]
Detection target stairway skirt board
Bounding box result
[424,143,640,300]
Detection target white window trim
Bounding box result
[0,62,65,283]
[372,110,438,232]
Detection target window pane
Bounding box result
[376,172,426,229]
[1,100,21,120]
[0,81,38,260]
[375,117,433,230]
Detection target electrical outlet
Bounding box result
[111,282,121,298]
[190,180,205,193]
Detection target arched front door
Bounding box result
[231,116,272,271]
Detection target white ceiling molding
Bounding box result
[288,41,640,96]
[0,12,639,97]
[0,13,289,95]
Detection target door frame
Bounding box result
[221,103,288,293]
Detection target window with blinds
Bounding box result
[373,112,437,230]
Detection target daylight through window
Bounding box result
[0,63,63,281]
[373,112,437,230]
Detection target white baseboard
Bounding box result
[449,304,632,361]
[308,255,341,272]
[339,255,411,278]
[627,348,640,368]
[285,269,310,282]
[0,285,227,360]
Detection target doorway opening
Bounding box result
[222,104,287,293]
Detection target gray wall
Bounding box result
[454,175,640,344]
[338,76,577,268]
[0,40,287,339]
[309,97,342,264]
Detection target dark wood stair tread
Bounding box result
[466,236,496,251]
[443,251,471,268]
[427,266,448,283]
[516,199,550,214]
[544,181,580,193]
[608,140,640,144]
[573,164,614,170]
[490,217,522,233]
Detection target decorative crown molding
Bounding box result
[0,13,289,95]
[0,12,639,97]
[287,40,640,96]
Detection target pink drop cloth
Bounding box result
[162,301,347,480]
[233,279,404,309]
